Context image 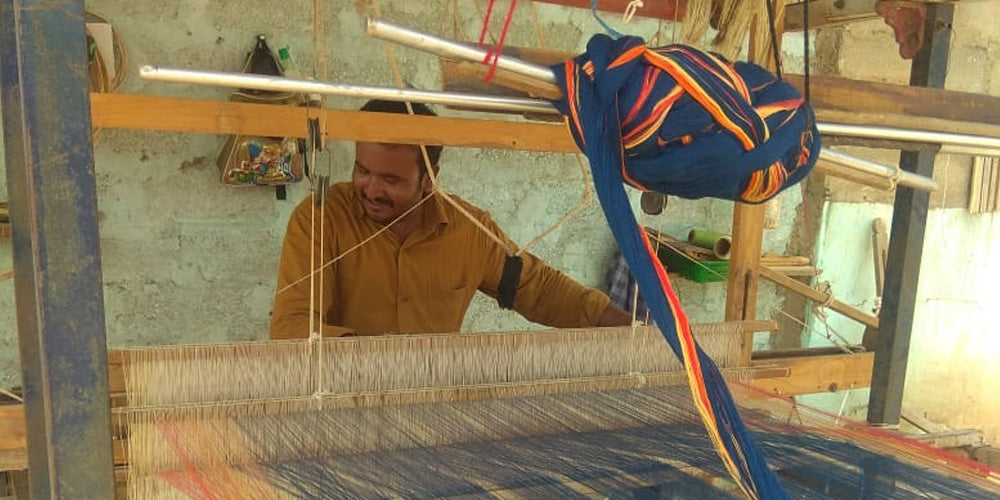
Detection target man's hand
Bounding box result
[598,303,634,327]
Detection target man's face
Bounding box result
[352,142,431,224]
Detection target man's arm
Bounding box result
[270,199,353,339]
[598,301,633,326]
[477,215,631,329]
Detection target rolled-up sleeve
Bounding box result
[476,215,611,328]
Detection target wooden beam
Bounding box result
[759,265,880,329]
[530,0,686,22]
[906,429,984,449]
[441,59,1000,133]
[784,0,879,32]
[440,59,563,100]
[872,218,888,301]
[94,87,1000,159]
[753,346,864,360]
[725,207,765,324]
[90,93,579,154]
[726,10,782,362]
[814,159,895,191]
[789,73,1000,127]
[0,406,25,456]
[765,265,819,277]
[751,352,875,396]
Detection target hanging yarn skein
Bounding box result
[549,35,820,499]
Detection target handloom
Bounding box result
[118,324,1000,499]
[118,10,992,500]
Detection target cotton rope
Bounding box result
[772,307,854,355]
[0,387,22,403]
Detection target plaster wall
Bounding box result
[0,1,806,385]
[804,2,1000,444]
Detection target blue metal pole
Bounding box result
[867,3,954,426]
[0,1,115,497]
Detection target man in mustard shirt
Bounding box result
[270,100,631,339]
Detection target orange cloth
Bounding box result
[270,183,612,339]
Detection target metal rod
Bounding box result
[938,144,1000,157]
[138,66,557,115]
[139,66,1000,150]
[363,18,1000,153]
[364,17,558,84]
[139,65,981,194]
[817,121,1000,153]
[819,148,939,192]
[140,67,1000,169]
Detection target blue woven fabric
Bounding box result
[547,34,821,499]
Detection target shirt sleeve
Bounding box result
[476,214,612,328]
[270,199,353,339]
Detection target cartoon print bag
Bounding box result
[218,135,303,186]
[217,35,305,191]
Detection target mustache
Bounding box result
[364,196,392,207]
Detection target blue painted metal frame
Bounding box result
[867,3,954,426]
[0,0,115,497]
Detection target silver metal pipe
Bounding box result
[818,122,1000,153]
[138,66,557,115]
[364,17,558,84]
[364,18,1000,155]
[140,65,1000,164]
[819,148,939,192]
[939,144,1000,157]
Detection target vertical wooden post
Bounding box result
[727,1,785,364]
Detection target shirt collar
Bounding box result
[424,191,451,228]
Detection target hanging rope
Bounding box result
[764,0,784,80]
[621,0,644,24]
[803,0,811,102]
[590,0,625,38]
[772,307,854,355]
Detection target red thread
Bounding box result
[156,422,220,500]
[476,0,519,83]
[477,0,497,47]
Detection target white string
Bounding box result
[772,307,854,354]
[277,192,434,296]
[622,0,644,24]
[835,389,851,423]
[0,387,22,403]
[517,152,594,256]
[308,165,317,341]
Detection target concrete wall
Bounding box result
[803,2,1000,444]
[0,1,808,386]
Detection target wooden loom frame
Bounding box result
[0,88,893,479]
[7,65,1000,465]
[4,1,999,496]
[8,73,990,474]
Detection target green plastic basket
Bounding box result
[656,245,729,283]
